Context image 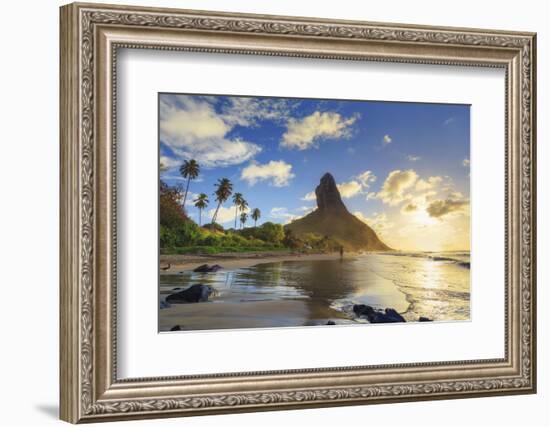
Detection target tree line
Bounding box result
[169,159,262,229]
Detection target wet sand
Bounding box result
[158,252,399,332]
[160,252,349,274]
[159,251,470,332]
[159,252,357,332]
[160,299,353,332]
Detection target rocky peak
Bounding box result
[286,172,391,251]
[315,173,346,211]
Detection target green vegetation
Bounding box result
[239,212,248,229]
[160,214,289,255]
[232,192,248,229]
[193,193,209,226]
[179,159,200,207]
[251,208,261,227]
[211,178,233,224]
[160,159,345,255]
[160,160,288,255]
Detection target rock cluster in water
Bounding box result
[353,304,406,323]
[352,304,433,323]
[166,284,214,303]
[193,264,223,273]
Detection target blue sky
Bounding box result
[160,93,470,251]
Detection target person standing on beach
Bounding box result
[340,245,344,259]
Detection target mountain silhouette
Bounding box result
[285,173,391,251]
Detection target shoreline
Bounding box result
[159,299,352,331]
[160,251,357,273]
[158,251,471,329]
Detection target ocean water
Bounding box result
[331,251,470,322]
[159,251,470,331]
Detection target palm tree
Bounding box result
[240,212,248,229]
[232,192,244,229]
[238,198,248,226]
[179,159,200,208]
[251,208,261,227]
[193,193,209,226]
[211,178,233,224]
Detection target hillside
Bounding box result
[285,173,391,251]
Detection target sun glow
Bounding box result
[410,209,438,226]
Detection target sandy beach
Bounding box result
[160,251,349,273]
[159,251,359,332]
[159,299,353,332]
[159,251,470,331]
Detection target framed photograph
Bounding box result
[60,2,537,423]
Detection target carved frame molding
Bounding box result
[60,2,536,423]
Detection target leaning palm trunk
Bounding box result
[182,177,191,208]
[212,202,221,223]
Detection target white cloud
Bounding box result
[184,192,202,207]
[301,171,375,203]
[400,203,418,214]
[281,111,357,150]
[448,191,464,199]
[354,211,394,235]
[162,98,228,139]
[444,117,455,126]
[463,158,470,167]
[415,176,443,191]
[301,191,316,202]
[270,207,291,217]
[271,206,315,224]
[407,155,421,162]
[400,190,438,215]
[426,197,469,219]
[382,134,392,145]
[355,170,376,189]
[159,174,204,184]
[373,169,419,206]
[270,207,298,224]
[240,160,295,187]
[221,96,293,127]
[207,205,249,225]
[160,95,261,167]
[337,180,363,199]
[160,155,180,170]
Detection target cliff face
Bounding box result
[285,173,391,251]
[315,173,346,212]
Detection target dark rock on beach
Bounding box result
[383,308,406,323]
[353,304,406,323]
[326,320,336,325]
[193,264,223,273]
[418,316,432,322]
[166,284,214,303]
[353,304,371,317]
[170,325,182,331]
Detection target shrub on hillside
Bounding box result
[159,181,188,229]
[202,222,225,233]
[256,222,285,244]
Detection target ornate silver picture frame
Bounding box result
[60,2,536,423]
